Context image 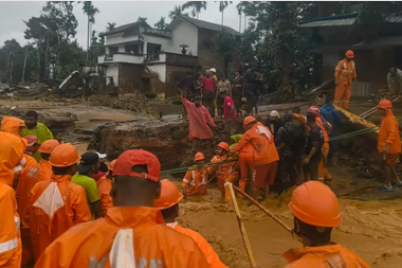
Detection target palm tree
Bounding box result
[154,17,167,30]
[215,1,232,25]
[106,22,116,32]
[137,17,148,24]
[182,1,207,19]
[169,5,188,19]
[237,1,256,32]
[82,1,99,61]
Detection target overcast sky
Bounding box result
[0,1,243,48]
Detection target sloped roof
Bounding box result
[100,21,152,36]
[175,16,242,36]
[300,13,402,28]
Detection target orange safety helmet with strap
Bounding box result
[49,143,81,167]
[154,179,184,210]
[288,181,341,227]
[243,116,257,128]
[38,139,60,154]
[194,152,205,161]
[345,50,354,58]
[24,135,39,152]
[377,99,392,110]
[217,142,230,152]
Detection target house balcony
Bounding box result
[98,53,144,65]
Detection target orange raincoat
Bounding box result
[96,176,113,217]
[167,222,228,268]
[1,116,24,136]
[334,59,357,110]
[231,123,279,188]
[209,155,239,201]
[34,207,210,268]
[182,167,209,196]
[29,174,92,261]
[0,132,26,186]
[17,159,52,265]
[0,183,22,268]
[378,109,401,167]
[283,244,369,268]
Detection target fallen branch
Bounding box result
[227,183,257,268]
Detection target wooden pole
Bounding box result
[227,183,257,268]
[232,184,293,234]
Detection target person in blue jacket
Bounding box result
[320,95,344,156]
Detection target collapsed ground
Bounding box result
[1,96,402,267]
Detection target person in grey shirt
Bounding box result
[387,67,402,96]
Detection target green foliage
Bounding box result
[169,5,188,19]
[182,1,207,18]
[154,17,167,30]
[212,30,237,72]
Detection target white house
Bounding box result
[98,16,241,98]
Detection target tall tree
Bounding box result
[137,17,148,24]
[82,1,99,62]
[215,1,232,25]
[182,1,207,19]
[169,5,188,19]
[154,17,167,30]
[2,39,22,84]
[106,22,116,32]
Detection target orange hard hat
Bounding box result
[377,99,392,110]
[345,50,354,58]
[154,179,184,210]
[194,152,205,161]
[49,143,80,167]
[108,159,117,171]
[217,142,230,152]
[243,116,257,127]
[288,181,341,227]
[38,139,60,154]
[23,135,39,152]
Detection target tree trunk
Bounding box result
[45,38,49,79]
[239,13,242,32]
[37,42,41,83]
[197,12,199,19]
[244,15,247,30]
[221,10,224,25]
[22,46,28,83]
[87,16,90,62]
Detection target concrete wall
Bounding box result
[147,63,166,83]
[106,65,119,86]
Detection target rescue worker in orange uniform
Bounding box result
[334,50,357,110]
[155,179,228,268]
[283,181,369,267]
[34,149,210,268]
[1,116,25,136]
[0,133,26,268]
[294,107,332,181]
[17,139,59,266]
[231,116,279,200]
[96,159,115,217]
[208,142,239,202]
[233,131,254,194]
[22,135,40,167]
[29,143,92,262]
[377,99,402,192]
[182,152,209,197]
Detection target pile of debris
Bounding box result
[87,94,154,115]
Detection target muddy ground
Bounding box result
[2,97,402,267]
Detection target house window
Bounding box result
[109,47,118,55]
[147,43,162,61]
[125,44,139,54]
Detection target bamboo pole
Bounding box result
[359,97,399,119]
[232,185,293,234]
[227,183,257,268]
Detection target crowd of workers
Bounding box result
[0,48,399,267]
[0,108,372,267]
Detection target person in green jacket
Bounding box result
[21,110,54,161]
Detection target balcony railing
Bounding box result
[98,53,144,65]
[142,28,172,38]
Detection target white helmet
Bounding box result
[210,68,216,73]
